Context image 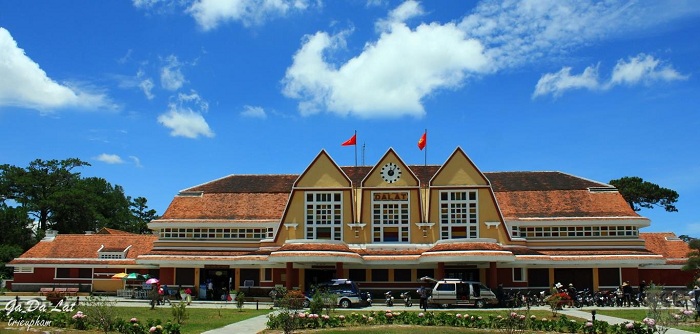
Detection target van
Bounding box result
[302,279,371,308]
[426,278,499,308]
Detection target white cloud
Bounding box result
[376,0,424,31]
[96,153,124,164]
[533,54,688,98]
[533,65,600,98]
[129,156,143,168]
[283,10,489,118]
[458,1,700,71]
[0,27,112,112]
[160,55,186,91]
[241,105,267,119]
[157,91,214,138]
[609,54,688,87]
[187,0,312,30]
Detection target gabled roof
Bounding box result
[10,233,157,265]
[159,168,635,221]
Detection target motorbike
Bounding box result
[400,291,412,307]
[384,291,394,306]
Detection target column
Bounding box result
[489,262,498,288]
[437,262,445,280]
[336,262,344,279]
[286,262,294,290]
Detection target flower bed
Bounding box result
[266,309,698,334]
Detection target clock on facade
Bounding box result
[380,162,402,183]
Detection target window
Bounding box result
[372,192,409,243]
[394,269,412,282]
[513,268,526,282]
[349,269,366,282]
[13,267,33,274]
[264,268,272,281]
[440,190,478,239]
[99,252,125,259]
[436,283,455,292]
[160,227,274,240]
[518,225,639,239]
[372,269,389,282]
[511,225,520,238]
[79,268,92,278]
[417,268,434,280]
[305,192,343,240]
[56,268,70,278]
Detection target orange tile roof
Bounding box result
[160,169,631,222]
[276,242,354,253]
[639,232,692,261]
[9,233,157,265]
[426,242,504,252]
[495,189,638,219]
[161,192,289,220]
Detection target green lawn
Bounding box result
[594,309,700,333]
[1,306,271,334]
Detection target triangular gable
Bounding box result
[294,150,352,188]
[431,147,489,186]
[362,148,419,187]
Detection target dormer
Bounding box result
[97,245,132,259]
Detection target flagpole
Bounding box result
[424,129,427,166]
[354,130,357,167]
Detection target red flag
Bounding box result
[341,133,356,146]
[417,131,427,150]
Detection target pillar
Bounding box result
[592,267,599,291]
[489,262,498,289]
[335,262,343,279]
[437,262,445,280]
[286,262,294,290]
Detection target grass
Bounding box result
[594,308,700,333]
[0,305,271,334]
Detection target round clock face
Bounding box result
[380,162,402,183]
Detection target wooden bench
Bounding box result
[66,288,79,296]
[39,287,54,296]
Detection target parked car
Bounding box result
[424,277,499,308]
[302,279,371,308]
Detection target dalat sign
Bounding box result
[373,192,408,201]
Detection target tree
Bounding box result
[0,158,158,236]
[609,176,679,212]
[678,235,696,243]
[129,196,159,234]
[682,238,700,273]
[50,177,133,233]
[0,203,33,278]
[0,158,89,231]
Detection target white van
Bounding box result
[426,278,499,308]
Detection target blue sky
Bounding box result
[1,1,699,236]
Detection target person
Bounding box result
[150,284,160,309]
[269,288,278,307]
[496,284,505,307]
[638,280,647,302]
[161,284,171,305]
[417,286,429,310]
[567,283,577,307]
[206,280,214,300]
[622,281,633,307]
[693,285,700,321]
[184,287,192,305]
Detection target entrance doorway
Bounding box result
[305,269,336,291]
[200,269,234,301]
[445,268,479,281]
